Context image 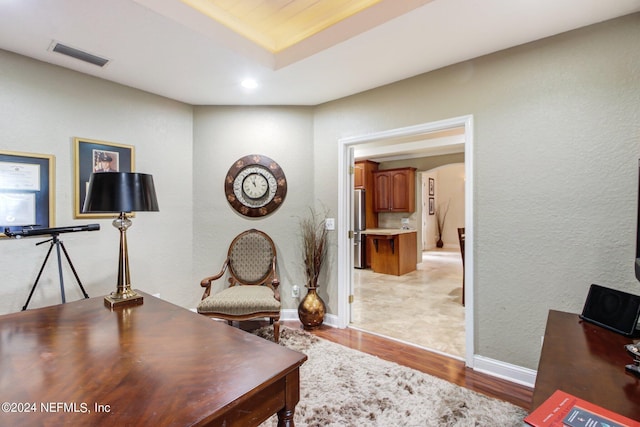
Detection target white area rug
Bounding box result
[255,326,528,426]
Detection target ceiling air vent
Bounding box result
[51,42,109,67]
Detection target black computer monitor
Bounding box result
[636,159,640,281]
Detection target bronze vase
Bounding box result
[298,286,326,329]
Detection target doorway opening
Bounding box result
[336,115,475,367]
[351,163,466,358]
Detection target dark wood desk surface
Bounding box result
[0,291,306,426]
[532,310,640,421]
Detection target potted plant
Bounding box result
[435,199,450,248]
[297,207,328,329]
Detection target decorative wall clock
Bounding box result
[224,154,287,217]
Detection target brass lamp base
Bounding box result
[104,290,144,309]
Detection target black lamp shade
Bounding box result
[83,172,159,213]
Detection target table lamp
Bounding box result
[83,172,159,309]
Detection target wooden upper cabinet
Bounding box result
[373,167,416,212]
[354,160,379,230]
[354,163,365,189]
[373,172,391,211]
[354,160,378,189]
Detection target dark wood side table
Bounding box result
[0,291,306,426]
[532,310,640,421]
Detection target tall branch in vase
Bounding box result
[435,199,450,248]
[298,206,329,329]
[300,208,328,289]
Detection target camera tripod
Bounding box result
[22,233,89,311]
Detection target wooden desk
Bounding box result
[0,291,306,426]
[532,310,640,420]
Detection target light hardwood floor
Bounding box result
[293,321,533,410]
[351,247,466,358]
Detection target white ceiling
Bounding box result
[354,126,466,161]
[1,0,639,107]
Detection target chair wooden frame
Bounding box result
[198,229,281,342]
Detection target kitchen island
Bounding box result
[362,228,417,275]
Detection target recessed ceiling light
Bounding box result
[241,79,258,89]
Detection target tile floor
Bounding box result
[350,247,466,358]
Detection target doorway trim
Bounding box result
[337,115,475,367]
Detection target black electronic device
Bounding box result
[4,223,99,238]
[636,159,640,282]
[580,284,640,337]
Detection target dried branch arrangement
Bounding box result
[300,207,328,289]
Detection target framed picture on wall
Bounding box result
[428,177,435,196]
[428,197,435,215]
[0,150,55,237]
[74,137,135,218]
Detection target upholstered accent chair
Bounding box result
[197,229,281,342]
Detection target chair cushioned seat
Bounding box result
[198,285,280,316]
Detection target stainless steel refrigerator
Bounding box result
[354,189,366,269]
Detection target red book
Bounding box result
[525,390,640,427]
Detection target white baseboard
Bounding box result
[473,355,537,388]
[280,309,339,326]
[279,308,298,321]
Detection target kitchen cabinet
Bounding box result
[363,229,417,276]
[354,160,379,230]
[372,167,416,212]
[365,235,374,268]
[354,163,365,188]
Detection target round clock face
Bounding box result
[241,172,270,200]
[233,166,277,206]
[225,155,287,217]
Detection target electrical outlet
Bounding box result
[292,285,300,298]
[325,218,335,230]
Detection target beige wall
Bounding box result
[0,13,638,373]
[0,49,195,311]
[422,163,465,249]
[314,13,640,369]
[191,106,315,309]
